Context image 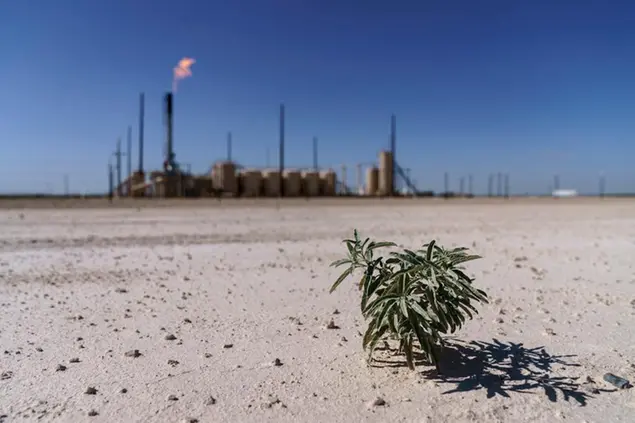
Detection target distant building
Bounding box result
[552,189,578,198]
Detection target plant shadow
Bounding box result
[372,338,610,406]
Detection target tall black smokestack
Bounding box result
[138,93,145,173]
[164,92,174,171]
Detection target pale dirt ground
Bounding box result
[1,199,635,422]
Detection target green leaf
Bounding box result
[329,267,353,293]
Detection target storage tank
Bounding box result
[241,169,263,197]
[284,170,302,197]
[262,170,281,197]
[366,167,379,196]
[302,171,320,197]
[378,150,393,196]
[213,161,237,196]
[320,169,337,196]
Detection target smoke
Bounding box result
[172,57,196,92]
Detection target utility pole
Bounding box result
[127,125,132,196]
[279,104,285,198]
[138,93,145,173]
[227,131,232,162]
[113,138,125,197]
[312,137,318,171]
[108,160,113,202]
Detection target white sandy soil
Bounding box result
[1,199,635,422]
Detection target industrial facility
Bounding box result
[109,91,415,199]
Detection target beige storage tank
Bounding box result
[241,169,262,197]
[283,170,302,197]
[378,150,393,196]
[320,169,337,196]
[262,170,281,197]
[302,171,320,197]
[213,161,238,196]
[366,167,379,196]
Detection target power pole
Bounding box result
[113,138,125,197]
[138,93,145,173]
[108,160,114,202]
[312,137,318,171]
[127,125,132,196]
[279,104,285,198]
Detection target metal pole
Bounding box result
[108,161,113,202]
[390,114,396,195]
[116,138,122,196]
[279,104,285,198]
[127,125,132,196]
[138,93,145,173]
[227,131,232,162]
[312,137,318,171]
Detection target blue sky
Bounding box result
[2,0,634,195]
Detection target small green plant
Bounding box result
[330,230,488,371]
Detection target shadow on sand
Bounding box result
[372,338,609,406]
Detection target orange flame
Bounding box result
[172,57,196,92]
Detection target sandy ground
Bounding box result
[1,199,635,422]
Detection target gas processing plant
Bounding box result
[109,90,415,200]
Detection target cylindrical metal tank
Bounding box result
[263,170,281,197]
[366,167,379,196]
[241,169,263,197]
[213,161,237,196]
[378,151,393,196]
[284,170,302,197]
[302,171,320,197]
[320,169,337,196]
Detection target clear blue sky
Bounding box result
[2,0,634,195]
